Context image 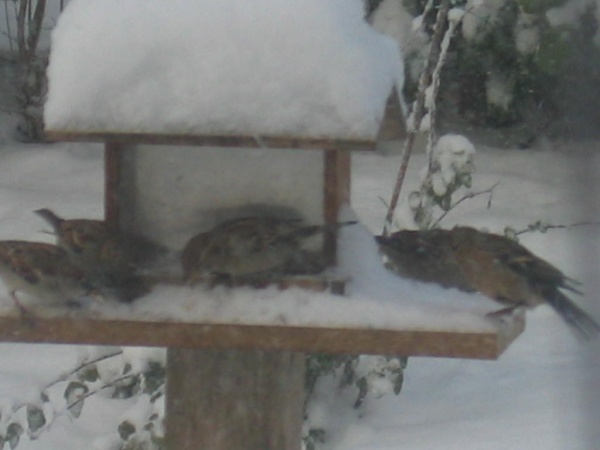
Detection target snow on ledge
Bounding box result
[0,217,502,335]
[44,0,404,140]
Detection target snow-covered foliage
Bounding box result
[461,0,508,42]
[514,12,540,55]
[0,346,165,450]
[370,0,430,84]
[44,0,404,139]
[546,0,595,29]
[410,134,476,228]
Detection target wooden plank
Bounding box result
[166,349,304,450]
[0,309,525,359]
[45,131,376,151]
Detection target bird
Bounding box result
[375,229,474,293]
[0,240,101,312]
[34,208,162,301]
[182,216,357,285]
[377,226,600,340]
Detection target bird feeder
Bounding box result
[0,1,524,449]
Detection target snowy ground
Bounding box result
[0,138,598,449]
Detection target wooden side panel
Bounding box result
[166,349,305,450]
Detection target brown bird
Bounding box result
[0,240,100,311]
[377,226,599,340]
[182,216,356,285]
[375,229,474,292]
[35,208,161,301]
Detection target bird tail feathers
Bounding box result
[545,289,600,341]
[34,208,63,231]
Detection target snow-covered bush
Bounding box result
[373,0,600,134]
[0,347,165,450]
[410,133,476,229]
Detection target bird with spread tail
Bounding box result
[182,216,356,285]
[0,240,101,312]
[376,226,600,340]
[34,208,163,301]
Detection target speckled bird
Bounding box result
[35,208,162,301]
[182,216,356,284]
[0,240,100,311]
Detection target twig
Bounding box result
[382,0,451,236]
[378,195,402,231]
[66,373,137,411]
[429,182,500,229]
[44,349,124,390]
[3,0,14,52]
[513,220,600,236]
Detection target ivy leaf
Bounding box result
[26,405,46,434]
[6,423,23,450]
[77,364,99,383]
[143,362,166,395]
[64,381,89,418]
[112,375,140,399]
[118,420,136,441]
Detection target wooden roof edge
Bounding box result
[0,309,525,360]
[44,130,378,151]
[376,87,406,142]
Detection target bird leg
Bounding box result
[11,291,36,325]
[486,304,523,318]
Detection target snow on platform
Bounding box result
[44,0,404,140]
[0,221,524,359]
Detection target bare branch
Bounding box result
[16,0,27,61]
[44,349,124,390]
[27,0,46,57]
[66,373,138,411]
[429,182,500,229]
[3,0,14,52]
[382,0,452,236]
[513,220,600,236]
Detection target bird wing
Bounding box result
[479,232,582,294]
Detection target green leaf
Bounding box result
[143,362,166,395]
[64,381,89,418]
[26,405,45,433]
[304,428,326,450]
[112,375,140,399]
[118,420,136,441]
[77,365,99,383]
[6,423,23,450]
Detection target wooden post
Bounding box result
[323,149,351,264]
[166,349,306,450]
[104,141,124,228]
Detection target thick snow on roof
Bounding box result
[44,0,404,140]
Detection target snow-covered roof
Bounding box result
[44,0,404,140]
